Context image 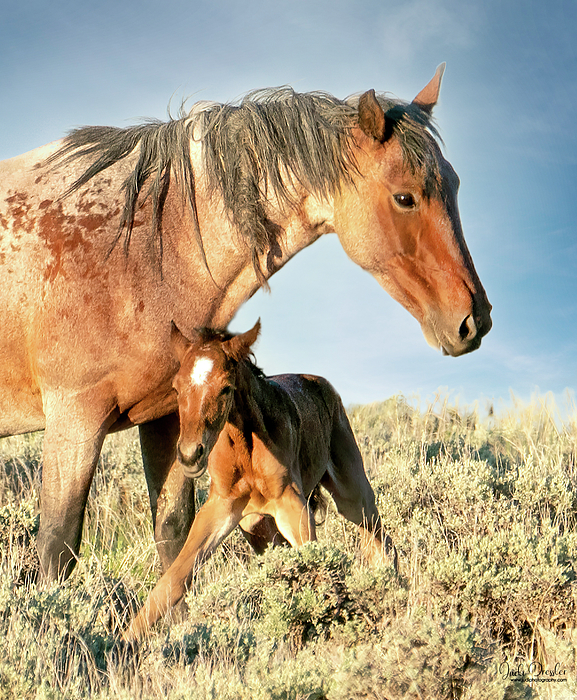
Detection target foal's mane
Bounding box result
[48,87,441,281]
[196,327,266,380]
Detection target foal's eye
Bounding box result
[220,386,233,397]
[393,193,416,209]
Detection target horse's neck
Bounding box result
[166,142,335,330]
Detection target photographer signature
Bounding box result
[499,662,568,683]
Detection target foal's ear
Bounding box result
[411,63,446,115]
[170,321,191,363]
[224,319,261,362]
[358,89,387,142]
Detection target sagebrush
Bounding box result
[0,393,575,699]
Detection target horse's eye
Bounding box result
[393,193,416,209]
[220,386,233,397]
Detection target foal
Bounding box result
[124,321,396,640]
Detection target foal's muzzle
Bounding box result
[177,442,206,478]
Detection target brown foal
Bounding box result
[124,321,396,640]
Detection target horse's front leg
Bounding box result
[139,413,195,572]
[37,388,117,582]
[123,494,242,641]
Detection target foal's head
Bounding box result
[170,321,261,478]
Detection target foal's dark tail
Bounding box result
[308,484,330,526]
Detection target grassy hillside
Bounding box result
[0,394,575,699]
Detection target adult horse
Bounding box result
[0,65,491,582]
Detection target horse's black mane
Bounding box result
[48,87,441,282]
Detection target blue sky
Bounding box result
[2,0,576,412]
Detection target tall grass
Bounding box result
[0,394,575,699]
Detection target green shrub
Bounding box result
[0,396,576,698]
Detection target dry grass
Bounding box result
[0,394,575,699]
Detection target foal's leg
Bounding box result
[139,413,195,572]
[269,485,316,547]
[323,465,396,568]
[325,405,397,569]
[124,494,242,641]
[37,388,117,582]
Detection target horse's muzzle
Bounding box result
[425,293,493,357]
[177,442,206,478]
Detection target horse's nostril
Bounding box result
[177,442,204,466]
[458,314,477,342]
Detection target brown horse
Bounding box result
[0,65,491,582]
[124,321,395,640]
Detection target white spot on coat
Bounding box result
[191,357,214,386]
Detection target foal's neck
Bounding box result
[227,360,271,440]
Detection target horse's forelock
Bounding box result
[346,93,443,197]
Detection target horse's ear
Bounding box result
[412,63,446,115]
[358,89,387,142]
[224,319,261,362]
[170,321,191,363]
